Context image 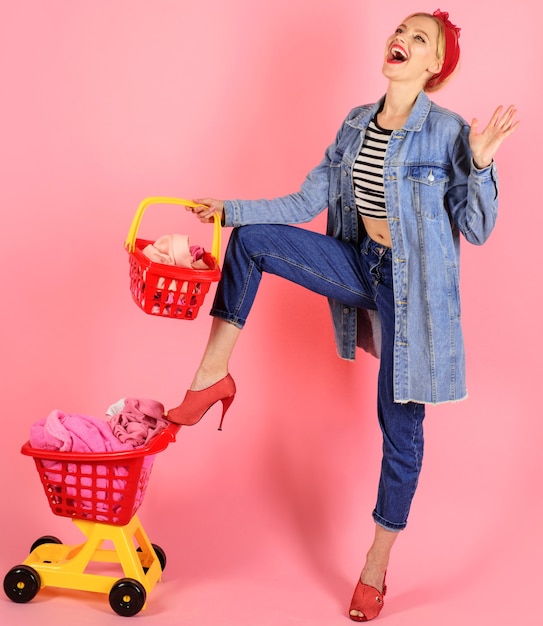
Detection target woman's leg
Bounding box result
[371,252,425,537]
[210,224,376,328]
[168,225,376,422]
[352,239,425,606]
[361,525,398,588]
[189,317,241,390]
[190,224,376,388]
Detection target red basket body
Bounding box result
[128,238,221,320]
[21,425,178,526]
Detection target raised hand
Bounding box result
[469,105,520,169]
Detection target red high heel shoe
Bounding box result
[349,573,387,622]
[166,374,236,430]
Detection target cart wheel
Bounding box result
[3,565,41,603]
[151,544,167,571]
[109,578,146,617]
[30,535,62,553]
[137,543,167,572]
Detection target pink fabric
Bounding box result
[30,410,134,454]
[190,244,206,261]
[29,406,164,522]
[107,397,169,447]
[142,233,209,269]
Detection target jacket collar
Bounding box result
[348,90,432,132]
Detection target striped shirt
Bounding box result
[353,118,392,220]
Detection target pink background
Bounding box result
[1,1,541,624]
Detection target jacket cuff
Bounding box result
[471,159,496,179]
[222,199,238,227]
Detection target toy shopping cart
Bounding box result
[125,196,222,320]
[3,422,180,616]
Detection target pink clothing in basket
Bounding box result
[30,410,134,454]
[142,234,208,269]
[29,405,167,523]
[107,397,169,447]
[142,234,210,306]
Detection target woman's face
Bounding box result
[382,15,443,88]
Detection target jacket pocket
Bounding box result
[407,165,449,219]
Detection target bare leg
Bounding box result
[189,317,241,390]
[350,525,398,620]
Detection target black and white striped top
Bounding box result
[353,118,392,220]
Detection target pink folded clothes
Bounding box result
[106,397,169,448]
[142,234,209,270]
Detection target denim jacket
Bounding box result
[223,91,499,404]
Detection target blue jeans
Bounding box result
[211,225,425,531]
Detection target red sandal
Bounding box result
[349,573,387,622]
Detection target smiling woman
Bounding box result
[163,8,519,622]
[0,0,535,625]
[382,11,454,94]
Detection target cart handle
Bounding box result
[125,197,221,263]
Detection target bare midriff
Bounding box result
[362,216,392,249]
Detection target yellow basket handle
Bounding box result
[125,196,221,262]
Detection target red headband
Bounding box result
[426,9,461,89]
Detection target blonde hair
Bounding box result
[404,12,447,92]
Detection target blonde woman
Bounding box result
[167,10,518,621]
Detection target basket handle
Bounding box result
[125,196,221,262]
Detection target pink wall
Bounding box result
[1,1,540,625]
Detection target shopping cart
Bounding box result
[3,422,180,616]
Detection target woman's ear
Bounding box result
[428,58,444,75]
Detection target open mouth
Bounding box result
[388,45,408,63]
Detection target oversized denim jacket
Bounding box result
[223,91,499,404]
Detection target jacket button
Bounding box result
[343,307,350,314]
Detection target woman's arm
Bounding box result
[185,113,357,227]
[447,105,519,245]
[187,154,333,226]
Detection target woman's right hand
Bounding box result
[188,198,225,224]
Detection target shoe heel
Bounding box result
[218,395,235,431]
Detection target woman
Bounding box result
[166,10,519,621]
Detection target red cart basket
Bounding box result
[125,196,221,320]
[21,422,179,526]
